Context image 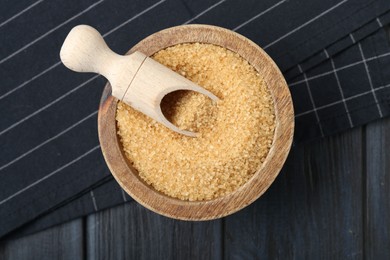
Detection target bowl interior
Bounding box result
[98,24,294,220]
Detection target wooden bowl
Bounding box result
[98,24,294,220]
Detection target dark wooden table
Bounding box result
[0,117,389,260]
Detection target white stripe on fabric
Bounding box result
[0,61,61,101]
[0,111,97,172]
[90,190,98,211]
[102,0,165,37]
[295,83,390,118]
[323,49,330,59]
[264,0,349,49]
[183,0,226,24]
[121,189,128,202]
[0,145,101,206]
[233,0,287,31]
[329,58,353,127]
[357,43,383,117]
[289,51,390,86]
[349,33,356,44]
[298,65,324,137]
[0,75,99,137]
[0,0,44,28]
[0,0,104,65]
[376,17,383,27]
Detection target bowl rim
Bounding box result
[98,24,294,220]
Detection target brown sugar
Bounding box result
[116,43,275,201]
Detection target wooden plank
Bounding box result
[87,202,222,260]
[224,127,364,259]
[365,117,390,259]
[0,219,84,260]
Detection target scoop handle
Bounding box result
[60,25,147,100]
[60,25,119,76]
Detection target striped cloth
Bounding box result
[0,0,389,238]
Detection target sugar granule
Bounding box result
[116,43,275,201]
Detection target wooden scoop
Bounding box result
[60,25,218,137]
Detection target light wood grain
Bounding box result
[0,219,84,260]
[60,25,218,137]
[86,202,222,260]
[98,24,294,221]
[224,127,364,259]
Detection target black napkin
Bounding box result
[290,27,390,141]
[285,10,390,80]
[1,0,389,238]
